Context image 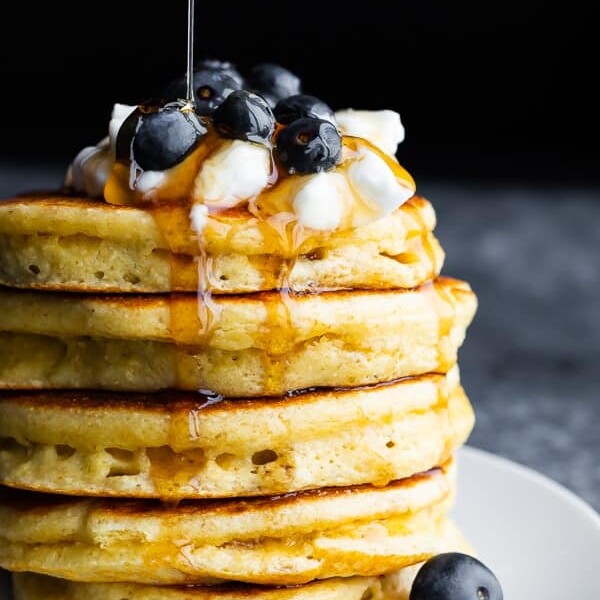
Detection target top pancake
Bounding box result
[0,193,443,293]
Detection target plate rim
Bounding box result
[458,444,600,529]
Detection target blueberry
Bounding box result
[196,58,245,86]
[162,60,245,115]
[274,94,336,125]
[247,63,301,108]
[213,90,276,144]
[410,552,503,600]
[116,99,207,171]
[274,118,342,174]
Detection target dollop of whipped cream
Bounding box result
[65,103,136,198]
[334,109,405,156]
[347,147,414,220]
[292,173,347,230]
[291,147,414,231]
[192,140,271,209]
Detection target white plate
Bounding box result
[1,445,599,598]
[452,445,600,598]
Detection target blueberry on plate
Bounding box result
[116,99,207,171]
[274,94,335,125]
[274,117,342,174]
[410,552,503,600]
[247,62,301,107]
[213,90,276,144]
[162,60,245,115]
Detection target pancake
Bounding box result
[0,277,477,396]
[0,460,455,585]
[0,194,443,294]
[11,517,474,600]
[12,573,402,600]
[0,366,473,498]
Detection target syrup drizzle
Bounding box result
[184,0,223,464]
[95,2,448,502]
[186,0,195,105]
[105,4,423,478]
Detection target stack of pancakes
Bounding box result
[0,189,477,599]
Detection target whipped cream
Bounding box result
[334,109,405,156]
[65,103,136,198]
[108,103,136,148]
[134,170,167,194]
[190,203,209,234]
[193,140,271,209]
[287,148,414,231]
[292,172,347,230]
[347,147,414,223]
[64,138,112,199]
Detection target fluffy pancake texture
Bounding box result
[0,462,456,585]
[0,278,477,396]
[0,368,474,498]
[12,574,397,600]
[11,518,473,600]
[0,195,443,293]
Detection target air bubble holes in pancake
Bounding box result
[0,437,31,460]
[0,439,144,475]
[300,247,327,261]
[123,273,141,285]
[215,452,237,470]
[55,444,76,459]
[105,448,143,477]
[0,438,79,466]
[360,588,375,600]
[251,449,278,465]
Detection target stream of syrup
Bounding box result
[186,0,195,105]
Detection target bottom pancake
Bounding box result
[11,521,472,600]
[12,573,395,600]
[1,462,456,586]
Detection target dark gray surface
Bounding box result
[421,181,600,513]
[0,166,599,515]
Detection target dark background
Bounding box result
[1,1,598,184]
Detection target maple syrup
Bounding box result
[101,0,431,471]
[107,137,435,405]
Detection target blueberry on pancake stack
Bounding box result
[0,61,478,600]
